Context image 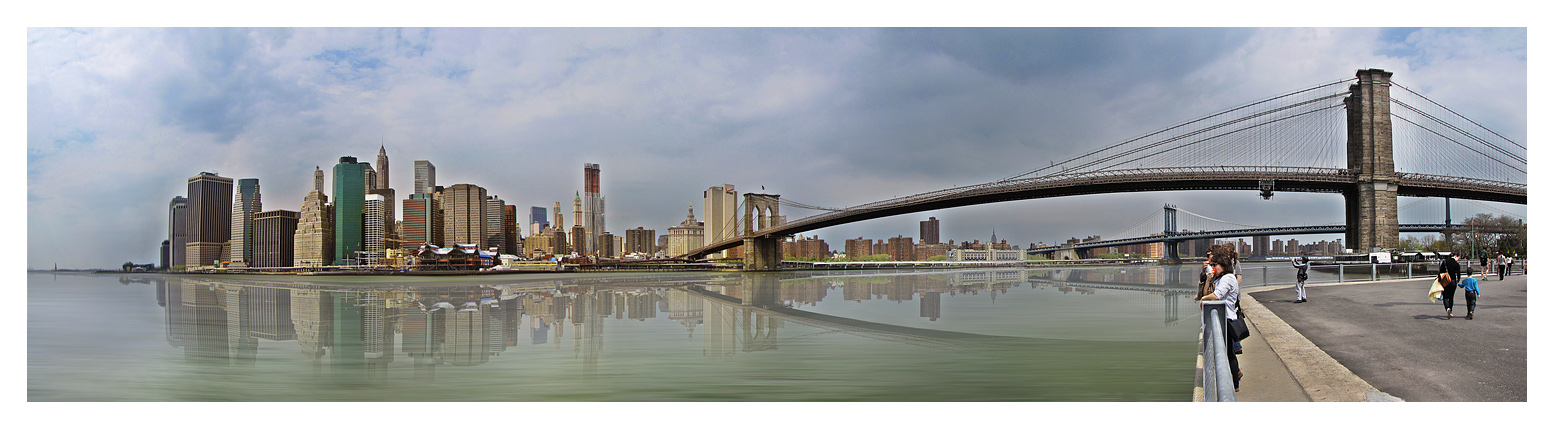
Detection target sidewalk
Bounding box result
[1248,273,1527,401]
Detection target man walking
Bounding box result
[1497,253,1506,281]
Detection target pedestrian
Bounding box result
[1439,253,1462,319]
[1461,267,1481,320]
[1480,253,1490,280]
[1508,255,1516,276]
[1199,249,1242,391]
[1497,253,1506,280]
[1291,256,1310,303]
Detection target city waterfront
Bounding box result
[29,265,1204,401]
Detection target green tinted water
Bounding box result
[29,267,1200,401]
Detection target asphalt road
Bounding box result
[1249,273,1527,402]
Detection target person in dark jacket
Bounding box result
[1439,254,1462,318]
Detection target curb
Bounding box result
[1239,292,1396,402]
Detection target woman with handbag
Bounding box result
[1292,256,1310,303]
[1200,250,1243,391]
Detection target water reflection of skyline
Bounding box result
[143,267,1197,377]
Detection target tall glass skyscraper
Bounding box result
[231,178,261,266]
[414,160,436,195]
[333,157,367,264]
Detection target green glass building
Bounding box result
[333,156,367,265]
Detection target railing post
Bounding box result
[1372,263,1377,281]
[1262,266,1268,286]
[1408,263,1412,278]
[1200,301,1236,402]
[1339,264,1344,282]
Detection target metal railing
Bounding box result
[1200,301,1236,402]
[1242,260,1525,287]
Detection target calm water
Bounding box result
[29,266,1208,401]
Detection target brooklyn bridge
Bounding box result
[678,69,1526,270]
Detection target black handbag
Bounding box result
[1228,310,1251,341]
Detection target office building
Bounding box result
[666,206,704,257]
[485,195,506,253]
[169,196,187,269]
[185,172,233,268]
[369,188,396,240]
[529,206,548,236]
[441,184,488,248]
[703,184,738,258]
[362,194,387,264]
[571,192,587,254]
[413,160,435,194]
[363,163,377,192]
[401,193,438,252]
[920,217,940,245]
[376,146,390,190]
[313,166,324,193]
[295,189,334,267]
[583,163,605,255]
[503,204,519,256]
[596,232,615,259]
[253,209,299,268]
[624,227,655,255]
[333,157,368,263]
[230,178,261,267]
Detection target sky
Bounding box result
[23,26,1530,269]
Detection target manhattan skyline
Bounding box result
[26,27,1529,269]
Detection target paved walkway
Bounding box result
[1237,272,1527,402]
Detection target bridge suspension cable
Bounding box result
[1173,207,1267,230]
[1393,82,1525,151]
[999,78,1356,182]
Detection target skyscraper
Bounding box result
[295,189,333,267]
[169,196,187,269]
[333,157,367,264]
[485,195,506,253]
[530,206,548,236]
[414,160,435,195]
[703,184,737,257]
[570,192,587,255]
[364,194,387,264]
[583,163,604,255]
[363,163,378,192]
[253,209,299,268]
[503,204,519,256]
[401,193,439,252]
[313,166,324,193]
[376,146,390,191]
[230,178,261,267]
[185,172,233,268]
[441,184,488,247]
[920,217,940,245]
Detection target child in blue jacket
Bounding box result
[1461,267,1481,320]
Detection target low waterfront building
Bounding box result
[413,243,496,270]
[946,247,1024,262]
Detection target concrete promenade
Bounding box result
[1225,272,1527,402]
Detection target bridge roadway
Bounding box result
[1027,223,1472,254]
[684,166,1525,258]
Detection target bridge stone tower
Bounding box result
[1161,204,1181,263]
[742,193,784,271]
[1344,69,1399,252]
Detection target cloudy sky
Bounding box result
[25,27,1528,269]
